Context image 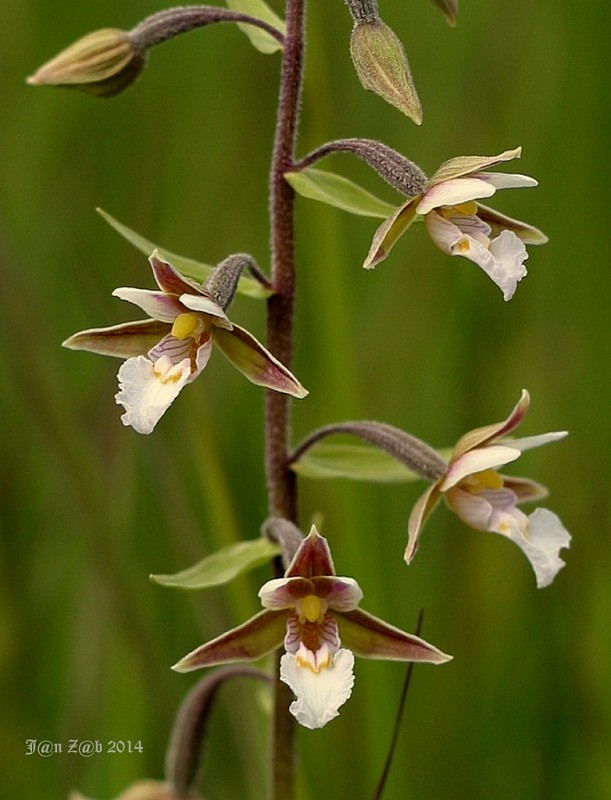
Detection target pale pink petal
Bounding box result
[178,293,233,328]
[280,648,355,729]
[424,209,463,253]
[473,172,538,190]
[112,287,183,322]
[417,177,496,215]
[441,445,522,490]
[258,577,313,609]
[450,213,492,244]
[213,323,308,398]
[311,575,363,611]
[115,355,191,434]
[506,431,568,452]
[445,486,499,530]
[63,319,169,358]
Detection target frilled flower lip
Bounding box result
[405,390,570,587]
[364,147,548,285]
[63,251,307,433]
[173,526,451,728]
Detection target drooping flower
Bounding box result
[405,390,571,588]
[364,147,547,300]
[174,526,450,729]
[64,252,307,434]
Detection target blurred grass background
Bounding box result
[1,0,609,797]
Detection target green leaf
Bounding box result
[97,208,271,299]
[285,167,397,219]
[226,0,286,54]
[291,442,422,483]
[151,538,281,590]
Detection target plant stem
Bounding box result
[265,0,304,524]
[265,0,307,797]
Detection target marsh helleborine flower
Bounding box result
[174,526,451,729]
[365,147,548,300]
[406,390,571,588]
[64,252,307,434]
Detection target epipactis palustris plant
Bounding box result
[173,526,450,729]
[28,0,570,796]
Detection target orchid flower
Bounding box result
[406,390,571,588]
[365,147,548,300]
[174,526,451,729]
[63,252,307,434]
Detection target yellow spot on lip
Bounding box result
[153,364,183,384]
[457,237,471,253]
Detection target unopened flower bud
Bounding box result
[27,29,145,97]
[350,19,422,124]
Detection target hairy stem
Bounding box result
[265,0,307,797]
[289,421,447,481]
[130,6,285,50]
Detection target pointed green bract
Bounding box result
[285,168,396,218]
[150,538,281,590]
[97,208,271,299]
[290,442,423,483]
[226,0,286,54]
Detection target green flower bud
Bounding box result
[27,29,145,98]
[350,19,422,125]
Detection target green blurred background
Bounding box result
[2,0,609,797]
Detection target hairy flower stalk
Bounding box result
[129,6,285,50]
[293,138,427,197]
[289,421,447,481]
